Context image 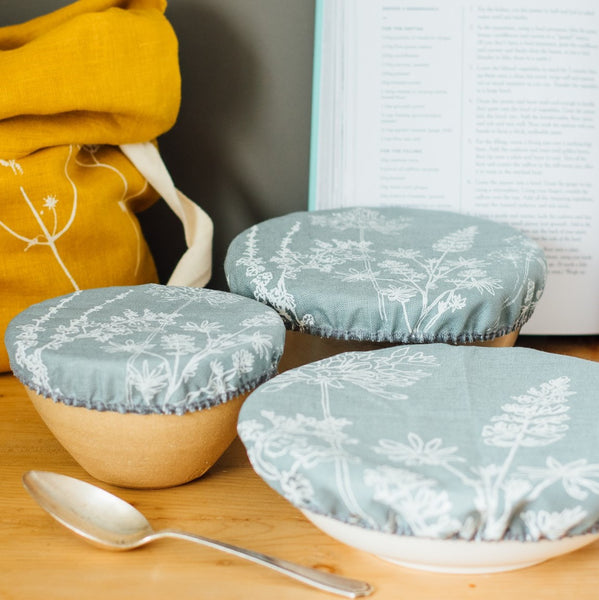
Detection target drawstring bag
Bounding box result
[0,0,213,371]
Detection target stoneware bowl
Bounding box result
[238,343,599,573]
[5,284,285,488]
[224,206,547,369]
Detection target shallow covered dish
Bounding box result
[237,344,599,573]
[5,284,285,488]
[225,207,546,368]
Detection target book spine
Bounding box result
[308,0,325,211]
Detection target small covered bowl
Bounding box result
[224,206,546,369]
[238,344,599,573]
[5,284,285,488]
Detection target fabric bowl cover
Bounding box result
[225,207,547,344]
[238,344,599,543]
[5,284,286,415]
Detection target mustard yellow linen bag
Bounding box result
[0,0,203,372]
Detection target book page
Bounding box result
[311,0,599,334]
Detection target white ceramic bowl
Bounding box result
[303,511,599,574]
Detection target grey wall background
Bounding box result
[1,1,316,290]
[158,1,315,289]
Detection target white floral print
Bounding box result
[8,285,285,414]
[238,346,599,542]
[0,145,151,289]
[239,346,440,528]
[228,207,546,341]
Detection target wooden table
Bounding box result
[2,335,599,599]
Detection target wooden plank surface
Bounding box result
[1,335,598,599]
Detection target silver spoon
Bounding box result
[22,471,374,598]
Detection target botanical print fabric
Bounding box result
[6,285,286,415]
[0,144,160,372]
[238,344,599,542]
[1,145,157,291]
[225,207,547,344]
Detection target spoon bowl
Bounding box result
[22,471,373,598]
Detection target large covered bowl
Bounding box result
[237,344,599,573]
[225,207,547,369]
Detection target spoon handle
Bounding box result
[158,529,374,598]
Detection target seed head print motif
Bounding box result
[0,145,150,289]
[232,208,545,339]
[239,349,599,542]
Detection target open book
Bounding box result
[309,0,599,335]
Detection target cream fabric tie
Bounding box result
[121,142,213,288]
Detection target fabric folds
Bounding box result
[0,0,180,158]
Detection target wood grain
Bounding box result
[1,335,598,599]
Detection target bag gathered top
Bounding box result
[0,0,213,371]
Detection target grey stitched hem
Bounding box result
[298,506,599,543]
[13,354,283,416]
[283,320,523,345]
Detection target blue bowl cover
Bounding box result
[6,284,286,415]
[225,207,547,344]
[238,344,599,542]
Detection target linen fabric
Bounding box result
[0,0,179,158]
[5,284,286,415]
[238,344,599,542]
[224,207,547,344]
[0,0,181,371]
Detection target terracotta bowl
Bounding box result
[5,284,286,489]
[26,388,248,489]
